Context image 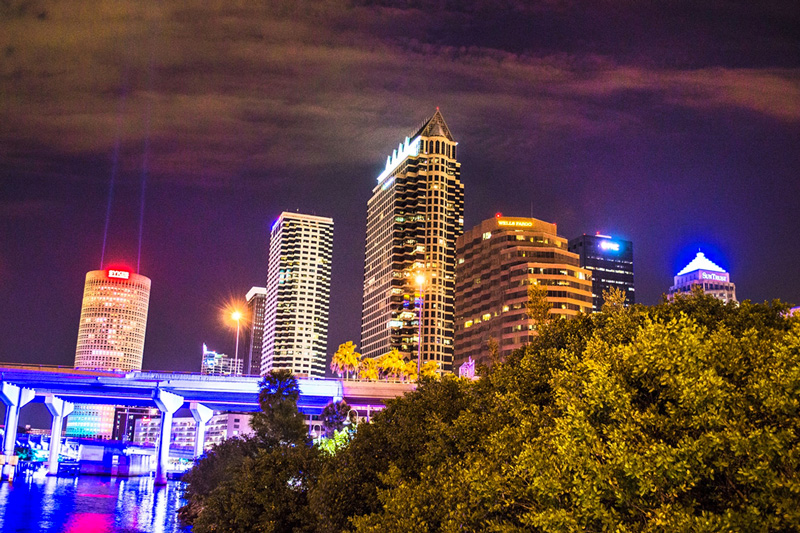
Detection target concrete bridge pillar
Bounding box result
[190,402,213,459]
[0,383,35,479]
[153,388,184,486]
[44,395,74,476]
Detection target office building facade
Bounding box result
[133,413,253,451]
[262,212,334,378]
[243,287,267,375]
[454,216,592,370]
[68,268,151,438]
[112,406,158,442]
[568,234,635,311]
[201,343,243,376]
[361,109,464,373]
[668,251,737,303]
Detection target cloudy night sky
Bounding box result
[2,0,800,377]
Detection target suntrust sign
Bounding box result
[700,271,728,282]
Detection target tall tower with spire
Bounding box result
[361,109,464,373]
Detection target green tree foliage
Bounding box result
[187,295,800,532]
[250,369,309,447]
[181,369,317,532]
[179,437,259,526]
[334,294,800,531]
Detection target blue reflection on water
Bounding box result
[0,476,190,533]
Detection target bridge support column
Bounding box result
[0,383,35,479]
[190,402,213,459]
[45,395,73,476]
[153,389,184,486]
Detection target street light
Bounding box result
[415,273,426,377]
[231,310,242,376]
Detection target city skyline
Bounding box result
[2,1,799,379]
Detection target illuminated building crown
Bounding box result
[676,252,727,276]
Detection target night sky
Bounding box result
[2,0,800,381]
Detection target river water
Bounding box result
[0,475,189,532]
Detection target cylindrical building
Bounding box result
[68,269,151,438]
[74,269,151,372]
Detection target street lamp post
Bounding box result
[231,310,242,376]
[415,273,426,377]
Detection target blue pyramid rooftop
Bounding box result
[676,252,727,276]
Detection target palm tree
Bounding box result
[331,341,361,379]
[420,360,440,380]
[403,359,418,382]
[377,349,405,380]
[359,357,379,381]
[320,399,350,438]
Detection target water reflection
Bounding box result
[0,476,189,533]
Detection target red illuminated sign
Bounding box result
[108,269,130,280]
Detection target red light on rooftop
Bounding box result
[495,212,503,218]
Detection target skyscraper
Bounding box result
[361,109,465,373]
[454,215,592,370]
[262,212,334,378]
[201,343,243,376]
[668,251,737,303]
[568,234,635,311]
[74,269,151,372]
[68,268,151,438]
[243,286,267,375]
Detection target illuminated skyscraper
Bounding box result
[68,268,151,438]
[668,251,737,303]
[568,233,635,311]
[201,343,243,376]
[361,110,465,372]
[73,269,151,372]
[243,286,267,375]
[454,216,592,370]
[262,212,333,378]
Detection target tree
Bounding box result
[344,294,800,532]
[403,359,418,382]
[331,341,361,379]
[186,294,800,532]
[320,399,350,438]
[420,360,439,380]
[525,280,551,324]
[377,348,405,380]
[486,335,500,366]
[192,444,319,533]
[601,285,627,313]
[179,437,259,526]
[250,369,308,447]
[359,357,380,381]
[181,370,317,532]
